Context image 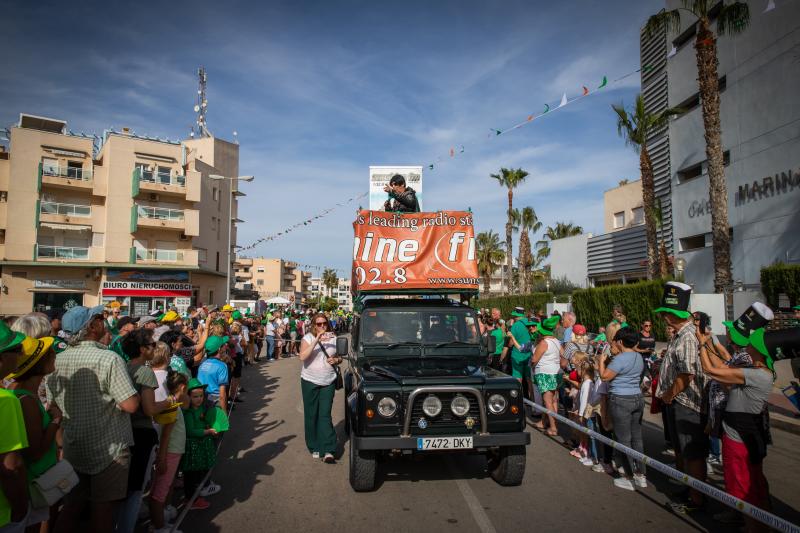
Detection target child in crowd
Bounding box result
[567,354,596,466]
[590,355,615,474]
[182,378,226,510]
[197,336,230,408]
[150,370,189,532]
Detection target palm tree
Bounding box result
[537,222,584,260]
[322,268,338,299]
[475,230,505,295]
[646,1,750,292]
[612,94,683,280]
[490,167,529,293]
[516,207,542,293]
[654,198,671,278]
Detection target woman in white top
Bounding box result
[531,316,564,436]
[298,313,342,463]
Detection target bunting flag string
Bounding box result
[236,191,368,252]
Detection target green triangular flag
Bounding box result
[598,76,608,89]
[428,164,434,170]
[494,129,502,136]
[543,104,550,114]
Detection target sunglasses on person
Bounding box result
[314,321,328,327]
[643,323,652,328]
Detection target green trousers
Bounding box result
[300,378,337,455]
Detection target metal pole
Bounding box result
[226,179,232,303]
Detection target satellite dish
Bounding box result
[194,105,200,112]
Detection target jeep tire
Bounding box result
[488,445,526,486]
[349,426,377,491]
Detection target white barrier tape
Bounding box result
[523,398,800,533]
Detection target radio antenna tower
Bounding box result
[194,67,211,138]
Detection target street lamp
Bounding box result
[209,174,255,302]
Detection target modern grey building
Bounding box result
[655,0,800,292]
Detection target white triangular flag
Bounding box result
[667,45,677,58]
[763,0,775,12]
[559,93,567,108]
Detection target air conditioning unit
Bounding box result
[148,193,160,201]
[179,233,190,241]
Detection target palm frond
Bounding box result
[644,8,681,38]
[717,2,750,36]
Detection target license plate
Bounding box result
[417,436,473,450]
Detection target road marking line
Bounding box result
[446,459,496,533]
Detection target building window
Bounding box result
[0,191,7,202]
[157,166,171,184]
[216,251,220,271]
[631,207,644,226]
[675,76,727,113]
[677,150,731,184]
[257,267,265,273]
[209,289,215,304]
[198,248,207,263]
[613,211,625,229]
[672,23,697,50]
[211,216,217,230]
[257,279,264,286]
[679,233,709,251]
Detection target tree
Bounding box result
[322,268,339,298]
[490,167,529,294]
[537,222,584,260]
[516,207,542,294]
[475,230,505,295]
[654,198,671,278]
[646,1,750,292]
[612,94,683,280]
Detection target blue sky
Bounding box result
[1,0,662,274]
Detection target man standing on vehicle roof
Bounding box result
[383,174,420,213]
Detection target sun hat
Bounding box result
[652,281,692,319]
[510,306,526,318]
[5,336,56,380]
[722,302,774,347]
[161,310,179,323]
[0,321,26,355]
[537,316,560,336]
[187,377,208,392]
[205,335,230,355]
[232,310,243,321]
[137,315,158,326]
[61,305,105,334]
[748,327,800,371]
[572,324,587,336]
[222,304,235,312]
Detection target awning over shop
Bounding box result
[39,222,92,232]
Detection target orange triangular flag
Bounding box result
[527,115,533,121]
[582,86,589,96]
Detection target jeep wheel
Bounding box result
[488,445,526,486]
[348,427,377,491]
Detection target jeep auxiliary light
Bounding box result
[378,397,397,417]
[450,395,470,417]
[488,394,507,415]
[422,395,442,417]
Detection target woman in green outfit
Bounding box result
[298,313,342,463]
[6,335,61,531]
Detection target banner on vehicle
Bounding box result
[352,210,479,293]
[369,166,423,211]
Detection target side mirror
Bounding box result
[336,336,349,357]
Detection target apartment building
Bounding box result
[233,257,312,305]
[0,113,241,315]
[309,276,353,311]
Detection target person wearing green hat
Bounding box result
[197,336,230,408]
[530,316,562,436]
[0,321,30,530]
[508,308,533,385]
[696,325,775,524]
[181,378,219,511]
[793,305,800,322]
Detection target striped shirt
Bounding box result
[656,321,705,413]
[46,341,137,474]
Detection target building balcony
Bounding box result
[283,272,296,281]
[235,257,253,267]
[39,163,93,191]
[235,270,252,280]
[36,244,90,261]
[133,167,187,198]
[39,200,92,227]
[133,205,199,235]
[135,248,184,263]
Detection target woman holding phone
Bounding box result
[298,312,342,463]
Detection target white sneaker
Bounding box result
[164,505,178,522]
[312,452,320,460]
[199,481,221,497]
[633,474,648,488]
[613,477,635,491]
[591,463,606,473]
[580,457,594,467]
[323,453,335,463]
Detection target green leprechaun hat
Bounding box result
[722,302,774,347]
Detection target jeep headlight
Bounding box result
[450,395,470,417]
[422,395,442,417]
[488,394,507,415]
[377,396,397,418]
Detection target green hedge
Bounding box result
[572,280,667,340]
[760,263,800,309]
[475,293,555,317]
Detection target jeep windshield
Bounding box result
[360,308,481,357]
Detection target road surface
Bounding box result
[180,357,800,533]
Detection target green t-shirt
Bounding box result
[0,389,28,527]
[11,389,57,480]
[128,362,159,429]
[168,409,186,454]
[510,320,531,362]
[109,335,129,362]
[489,329,504,355]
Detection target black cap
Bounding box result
[653,281,692,319]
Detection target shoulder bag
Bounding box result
[318,338,344,390]
[30,459,79,508]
